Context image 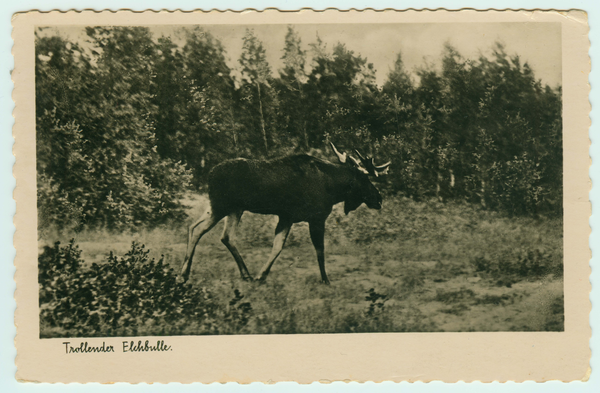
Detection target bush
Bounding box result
[39,241,413,336]
[39,241,251,337]
[471,247,558,287]
[488,154,547,216]
[434,288,476,304]
[36,41,194,233]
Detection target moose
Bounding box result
[179,143,390,284]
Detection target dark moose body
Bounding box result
[179,144,390,284]
[211,155,381,221]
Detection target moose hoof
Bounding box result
[321,279,331,285]
[242,275,254,282]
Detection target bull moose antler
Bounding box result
[329,142,390,177]
[354,149,391,177]
[329,142,348,164]
[329,142,368,175]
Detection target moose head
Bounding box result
[329,142,391,214]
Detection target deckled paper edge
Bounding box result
[12,8,592,384]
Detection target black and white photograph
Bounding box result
[11,8,594,384]
[35,21,565,338]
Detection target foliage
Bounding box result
[276,26,310,151]
[471,246,559,287]
[221,289,253,334]
[238,29,279,156]
[435,288,476,304]
[40,194,564,335]
[36,28,192,232]
[38,240,429,337]
[36,27,563,234]
[39,241,252,337]
[153,28,239,183]
[364,288,388,319]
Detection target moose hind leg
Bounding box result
[255,218,292,282]
[221,211,252,281]
[309,220,329,284]
[179,207,220,282]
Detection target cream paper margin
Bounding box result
[12,9,591,383]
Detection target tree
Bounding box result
[153,28,238,184]
[36,26,563,227]
[239,29,273,155]
[35,32,93,177]
[36,27,192,231]
[304,39,379,150]
[380,53,414,136]
[277,26,309,151]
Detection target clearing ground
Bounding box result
[41,194,563,334]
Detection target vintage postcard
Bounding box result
[13,9,590,383]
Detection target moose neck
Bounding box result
[327,165,358,204]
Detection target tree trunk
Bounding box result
[436,171,442,202]
[256,81,268,155]
[480,178,487,208]
[229,107,238,154]
[297,80,309,151]
[302,119,309,151]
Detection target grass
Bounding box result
[39,194,564,336]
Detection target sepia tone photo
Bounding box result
[35,22,563,337]
[13,9,590,383]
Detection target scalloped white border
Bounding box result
[11,8,591,384]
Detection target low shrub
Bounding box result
[543,295,565,331]
[434,288,476,304]
[39,240,251,337]
[246,288,423,334]
[39,241,435,336]
[471,247,559,287]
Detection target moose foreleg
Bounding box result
[221,211,252,281]
[255,218,292,282]
[309,219,329,284]
[179,207,220,283]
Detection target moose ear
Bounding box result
[347,155,369,174]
